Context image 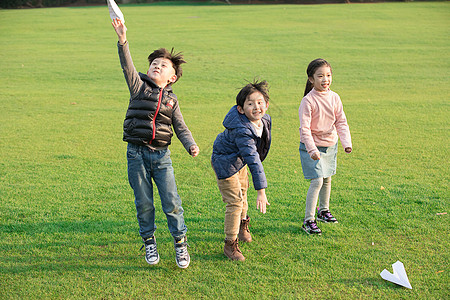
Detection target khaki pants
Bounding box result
[216,167,249,240]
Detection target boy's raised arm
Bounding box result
[112,18,127,45]
[112,17,142,98]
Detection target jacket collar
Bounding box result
[139,72,173,93]
[223,105,269,136]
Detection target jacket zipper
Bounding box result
[149,88,163,145]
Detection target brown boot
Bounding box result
[224,238,245,261]
[238,216,252,243]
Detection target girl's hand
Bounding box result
[311,152,321,160]
[112,18,127,44]
[256,189,270,214]
[345,147,352,153]
[190,145,200,157]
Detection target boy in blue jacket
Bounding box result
[211,80,272,261]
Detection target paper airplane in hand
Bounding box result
[380,261,412,289]
[107,0,125,23]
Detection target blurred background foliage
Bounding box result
[1,0,427,10]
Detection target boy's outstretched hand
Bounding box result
[190,145,200,157]
[112,18,127,45]
[256,189,270,214]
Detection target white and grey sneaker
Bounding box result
[141,236,160,265]
[174,236,190,269]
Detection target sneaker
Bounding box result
[174,236,190,269]
[317,210,338,223]
[302,220,322,235]
[238,215,252,243]
[140,236,160,265]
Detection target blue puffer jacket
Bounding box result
[211,105,271,190]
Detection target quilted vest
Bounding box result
[123,74,176,147]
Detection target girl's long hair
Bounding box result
[303,58,332,96]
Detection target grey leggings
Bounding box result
[304,177,331,222]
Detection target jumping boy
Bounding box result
[112,18,199,269]
[211,80,272,261]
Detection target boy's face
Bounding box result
[237,91,269,124]
[147,57,177,87]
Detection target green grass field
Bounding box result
[1,1,449,298]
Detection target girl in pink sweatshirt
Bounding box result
[298,58,352,235]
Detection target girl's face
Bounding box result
[309,65,332,93]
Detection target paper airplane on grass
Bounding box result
[107,0,125,23]
[380,261,412,289]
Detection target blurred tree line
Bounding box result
[0,0,426,9]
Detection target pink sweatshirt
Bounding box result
[299,88,352,157]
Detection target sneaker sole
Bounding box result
[317,218,338,223]
[145,255,160,265]
[176,259,190,269]
[302,226,321,235]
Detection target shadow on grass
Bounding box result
[1,213,338,274]
[0,217,230,275]
[0,220,135,236]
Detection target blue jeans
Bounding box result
[127,143,187,240]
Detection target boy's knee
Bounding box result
[223,194,245,207]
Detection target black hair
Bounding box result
[236,80,270,108]
[147,48,186,84]
[304,58,332,96]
